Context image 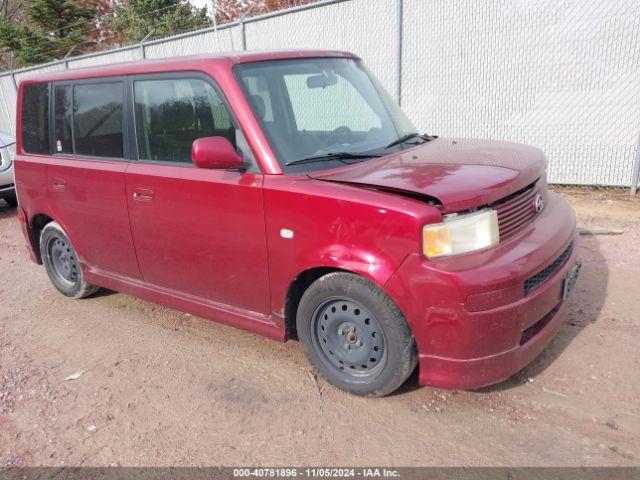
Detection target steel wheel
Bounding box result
[297,273,418,396]
[311,297,388,381]
[39,222,100,299]
[47,235,79,286]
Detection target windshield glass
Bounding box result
[234,57,418,173]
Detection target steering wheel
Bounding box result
[320,125,353,150]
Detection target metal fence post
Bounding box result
[631,133,640,195]
[0,84,14,132]
[11,73,17,92]
[395,0,403,106]
[140,30,155,59]
[63,45,76,68]
[240,20,246,50]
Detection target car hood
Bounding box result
[307,137,546,213]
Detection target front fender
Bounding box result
[274,246,407,321]
[263,175,441,319]
[314,244,403,286]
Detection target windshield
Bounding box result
[234,57,419,173]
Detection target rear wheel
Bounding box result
[40,222,100,298]
[296,272,417,397]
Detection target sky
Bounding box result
[188,0,210,9]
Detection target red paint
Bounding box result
[192,137,243,170]
[124,164,271,317]
[47,156,141,279]
[309,137,546,213]
[385,192,578,388]
[14,50,579,390]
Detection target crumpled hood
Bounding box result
[308,138,546,213]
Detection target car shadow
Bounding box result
[88,288,117,298]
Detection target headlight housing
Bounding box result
[423,209,499,258]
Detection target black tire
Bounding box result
[296,272,417,397]
[40,222,100,299]
[3,195,17,208]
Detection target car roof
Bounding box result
[19,49,358,84]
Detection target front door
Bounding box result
[125,75,271,315]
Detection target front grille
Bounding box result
[492,180,545,240]
[524,241,573,295]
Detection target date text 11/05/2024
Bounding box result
[233,468,400,478]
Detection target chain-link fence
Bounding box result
[1,0,639,192]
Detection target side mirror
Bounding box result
[192,137,243,170]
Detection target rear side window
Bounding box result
[133,78,235,163]
[73,83,123,158]
[52,81,124,159]
[21,83,50,154]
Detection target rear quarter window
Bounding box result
[21,83,50,154]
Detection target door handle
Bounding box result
[52,179,66,191]
[133,190,154,202]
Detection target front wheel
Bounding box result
[296,272,417,397]
[40,222,100,299]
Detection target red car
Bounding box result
[14,50,580,396]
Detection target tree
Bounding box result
[108,0,211,45]
[0,0,96,67]
[0,23,55,65]
[215,0,316,23]
[79,0,120,50]
[0,0,30,69]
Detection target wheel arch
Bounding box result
[284,266,351,340]
[28,212,55,262]
[26,211,88,266]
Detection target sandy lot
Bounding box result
[0,188,639,467]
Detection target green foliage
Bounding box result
[0,21,55,66]
[28,0,95,38]
[0,0,95,67]
[0,0,211,67]
[108,0,211,45]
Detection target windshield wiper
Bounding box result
[385,133,437,149]
[285,152,380,167]
[385,133,422,149]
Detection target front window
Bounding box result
[133,78,236,164]
[235,57,418,173]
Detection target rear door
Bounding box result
[47,78,141,280]
[124,73,271,314]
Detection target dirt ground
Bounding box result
[0,188,639,467]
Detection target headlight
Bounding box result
[423,209,499,258]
